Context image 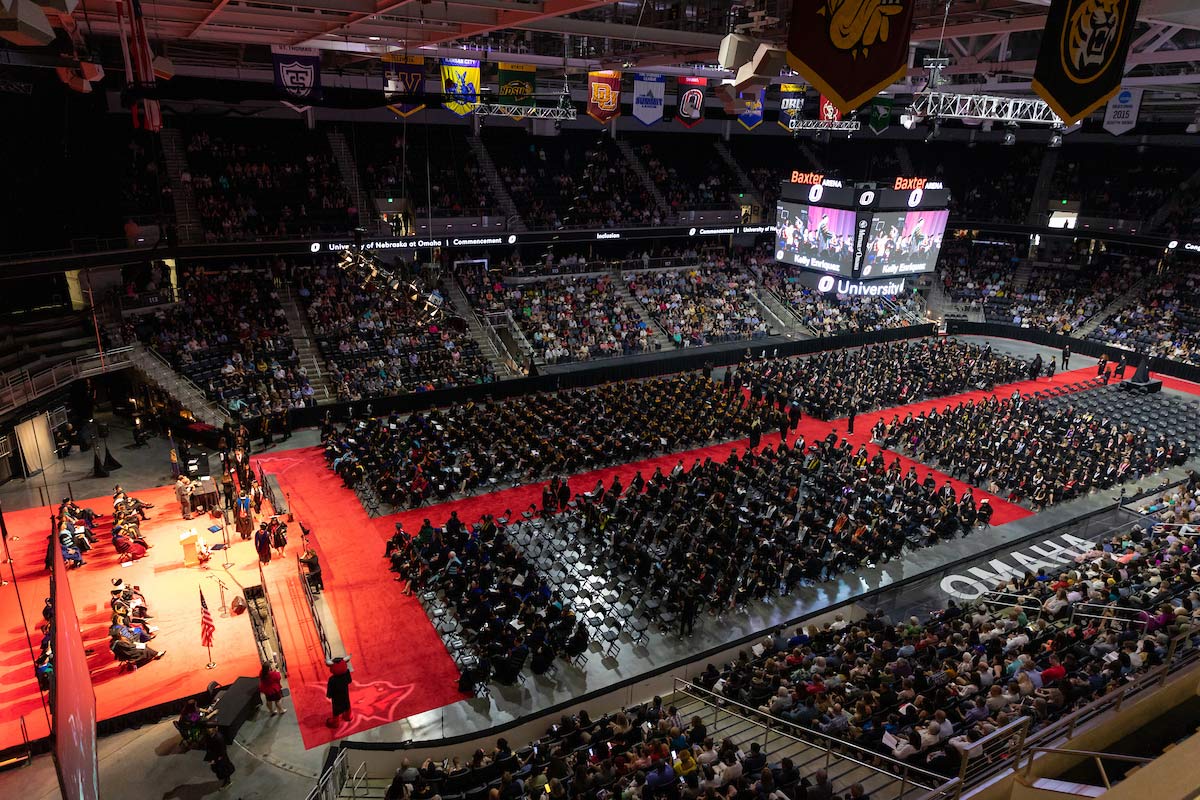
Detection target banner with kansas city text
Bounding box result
[587,70,622,124]
[737,87,765,130]
[677,76,706,127]
[786,0,916,114]
[1032,0,1141,124]
[498,62,536,108]
[271,45,322,102]
[777,83,805,130]
[383,54,425,117]
[633,73,665,126]
[441,58,480,116]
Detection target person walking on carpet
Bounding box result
[325,656,353,727]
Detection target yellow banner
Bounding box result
[441,58,480,116]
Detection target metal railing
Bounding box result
[1019,747,1151,790]
[1069,601,1150,633]
[672,679,948,798]
[0,346,136,418]
[298,546,333,662]
[978,590,1044,623]
[305,748,351,800]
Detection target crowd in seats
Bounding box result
[733,338,1028,420]
[763,267,922,334]
[358,128,494,216]
[183,124,354,241]
[632,135,740,212]
[1049,146,1198,222]
[625,265,768,347]
[879,392,1190,509]
[297,262,495,399]
[132,263,316,416]
[1086,264,1200,366]
[322,373,770,509]
[487,130,659,229]
[907,144,1043,224]
[460,271,655,363]
[937,240,1021,303]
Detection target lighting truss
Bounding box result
[474,104,578,120]
[788,119,862,132]
[909,91,1063,126]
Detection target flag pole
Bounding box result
[206,645,216,669]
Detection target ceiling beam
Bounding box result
[187,0,235,39]
[512,16,724,48]
[292,0,421,46]
[416,0,617,49]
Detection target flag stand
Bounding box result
[206,646,216,669]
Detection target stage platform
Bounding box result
[0,485,267,752]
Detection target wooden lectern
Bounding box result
[180,529,199,568]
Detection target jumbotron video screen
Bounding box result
[860,209,950,278]
[774,202,856,276]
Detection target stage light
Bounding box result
[924,120,941,142]
[1003,123,1018,146]
[900,114,918,130]
[1048,131,1062,149]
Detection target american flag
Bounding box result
[200,588,215,648]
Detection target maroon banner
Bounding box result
[587,70,622,124]
[786,0,917,114]
[677,76,706,127]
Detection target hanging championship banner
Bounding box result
[498,62,536,109]
[587,70,622,124]
[868,97,893,134]
[1102,87,1142,136]
[777,83,806,130]
[271,45,322,101]
[819,95,842,122]
[383,54,425,117]
[633,73,665,126]
[1032,0,1141,125]
[737,87,765,130]
[786,0,916,114]
[677,76,706,127]
[441,58,480,116]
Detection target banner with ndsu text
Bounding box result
[737,87,765,130]
[272,45,322,101]
[498,62,536,108]
[777,83,805,130]
[1032,0,1141,125]
[633,74,665,126]
[587,70,622,124]
[441,58,480,116]
[786,0,916,114]
[677,76,706,127]
[383,54,425,117]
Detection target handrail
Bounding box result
[672,678,947,789]
[1019,747,1152,790]
[298,549,333,661]
[1069,601,1150,631]
[0,346,136,419]
[306,747,350,800]
[978,590,1045,623]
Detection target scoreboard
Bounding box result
[776,174,952,279]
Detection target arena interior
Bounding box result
[4,1,1200,799]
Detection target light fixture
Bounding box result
[1048,131,1062,149]
[924,119,941,142]
[1003,123,1018,146]
[900,113,919,130]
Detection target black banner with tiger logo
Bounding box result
[1032,0,1142,125]
[786,0,917,114]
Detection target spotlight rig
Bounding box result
[336,230,465,331]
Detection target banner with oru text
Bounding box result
[786,0,916,114]
[1032,0,1141,125]
[777,83,805,130]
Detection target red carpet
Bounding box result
[253,449,471,749]
[0,486,262,752]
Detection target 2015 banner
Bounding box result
[1103,87,1142,136]
[498,62,536,108]
[786,0,916,114]
[1032,0,1141,125]
[777,83,805,131]
[441,58,480,116]
[271,45,322,101]
[587,70,622,124]
[633,73,665,126]
[737,87,765,131]
[383,54,425,117]
[677,76,706,128]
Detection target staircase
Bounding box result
[442,277,521,377]
[327,129,374,233]
[1026,149,1061,226]
[469,135,527,232]
[713,140,759,204]
[1011,259,1037,294]
[894,143,914,176]
[1073,272,1158,337]
[749,268,814,336]
[614,139,672,219]
[159,127,203,244]
[612,269,674,351]
[278,286,336,404]
[130,342,229,428]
